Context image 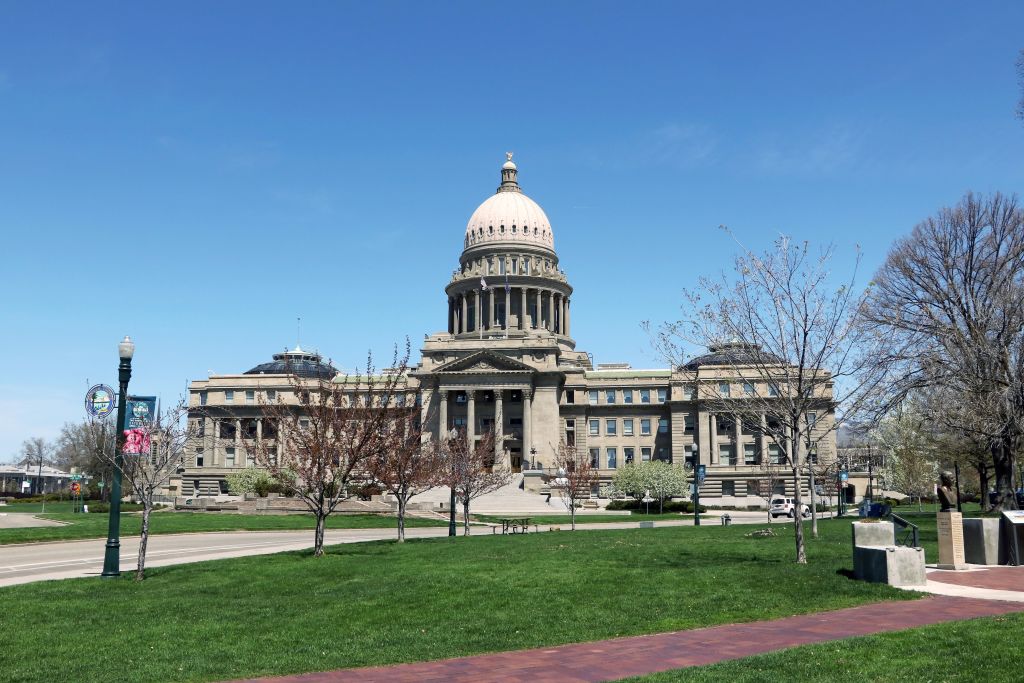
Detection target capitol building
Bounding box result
[182,155,837,506]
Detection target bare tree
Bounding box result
[861,193,1024,511]
[651,234,885,563]
[95,400,192,580]
[53,420,116,500]
[239,344,412,557]
[18,438,52,494]
[757,461,787,522]
[440,429,505,535]
[1017,49,1024,122]
[368,404,443,542]
[553,442,599,530]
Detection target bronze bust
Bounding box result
[937,471,958,512]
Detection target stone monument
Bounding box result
[936,471,967,570]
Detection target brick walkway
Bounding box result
[239,595,1024,683]
[928,565,1024,591]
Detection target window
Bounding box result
[195,448,204,467]
[199,391,208,406]
[245,390,255,404]
[808,448,818,465]
[623,418,634,436]
[218,421,236,440]
[743,382,754,396]
[773,481,786,495]
[268,448,277,466]
[499,258,506,275]
[719,444,736,465]
[262,420,277,439]
[717,416,733,436]
[640,389,651,404]
[246,450,255,466]
[658,418,669,434]
[455,391,468,404]
[722,481,735,496]
[807,412,818,430]
[606,448,617,469]
[242,419,258,439]
[225,447,235,467]
[225,390,234,402]
[640,419,651,435]
[683,384,697,400]
[299,419,310,431]
[452,417,467,429]
[589,390,598,405]
[656,447,670,463]
[624,447,635,464]
[641,447,652,462]
[589,419,600,436]
[744,443,758,465]
[684,414,694,433]
[606,419,617,436]
[565,419,575,447]
[623,389,633,404]
[605,389,616,404]
[718,382,730,397]
[565,389,575,404]
[196,420,205,438]
[266,390,277,401]
[510,390,522,403]
[396,394,407,407]
[769,444,783,465]
[657,388,667,402]
[742,419,757,435]
[768,383,779,397]
[589,448,600,468]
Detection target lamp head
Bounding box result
[118,335,135,360]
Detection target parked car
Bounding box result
[769,497,811,518]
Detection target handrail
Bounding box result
[890,513,920,548]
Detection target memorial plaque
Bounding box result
[937,511,967,570]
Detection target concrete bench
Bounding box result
[851,520,926,587]
[963,518,1005,565]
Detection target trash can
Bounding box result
[721,514,731,526]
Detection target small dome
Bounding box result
[464,156,554,251]
[245,347,338,379]
[683,341,785,370]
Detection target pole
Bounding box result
[101,352,132,578]
[693,484,700,526]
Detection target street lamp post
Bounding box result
[101,336,134,578]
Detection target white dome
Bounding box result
[464,159,555,251]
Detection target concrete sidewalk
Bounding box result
[236,595,1024,683]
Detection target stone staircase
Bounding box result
[404,473,567,515]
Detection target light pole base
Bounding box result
[101,540,121,578]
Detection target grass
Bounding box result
[475,513,691,525]
[619,612,1024,682]
[0,517,918,683]
[0,510,447,545]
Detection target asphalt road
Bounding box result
[0,510,827,588]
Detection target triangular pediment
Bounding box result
[434,350,535,374]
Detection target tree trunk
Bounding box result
[977,462,990,511]
[570,497,576,531]
[790,467,807,564]
[396,497,406,543]
[448,488,457,537]
[313,511,326,557]
[135,503,152,581]
[991,437,1019,512]
[462,500,471,536]
[808,466,819,539]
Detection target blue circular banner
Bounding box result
[85,384,116,419]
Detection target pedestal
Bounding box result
[936,511,967,570]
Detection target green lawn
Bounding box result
[619,612,1024,682]
[2,500,96,513]
[476,513,692,525]
[0,511,447,545]
[0,518,917,683]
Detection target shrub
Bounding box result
[86,502,145,513]
[225,467,274,496]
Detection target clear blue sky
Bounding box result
[1,1,1022,460]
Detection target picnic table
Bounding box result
[493,517,532,534]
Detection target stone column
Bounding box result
[759,413,768,464]
[489,289,496,330]
[461,295,468,334]
[474,290,481,333]
[561,297,567,335]
[734,414,742,466]
[467,390,476,441]
[520,287,527,330]
[553,293,560,333]
[565,298,571,336]
[494,391,504,461]
[709,414,718,464]
[523,387,533,460]
[535,289,542,329]
[504,286,511,332]
[439,389,449,435]
[547,291,554,331]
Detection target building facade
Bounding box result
[182,156,836,505]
